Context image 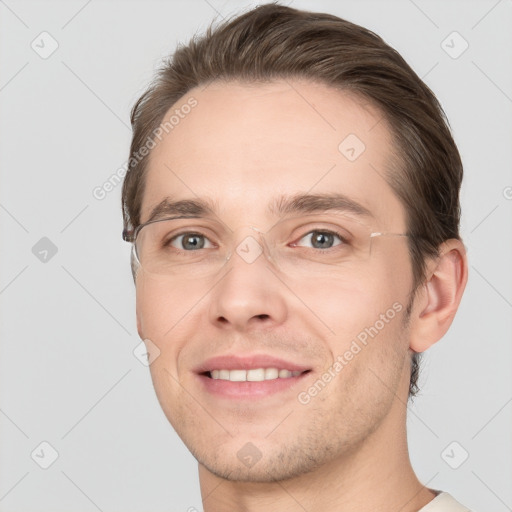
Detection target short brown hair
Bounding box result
[121,2,464,398]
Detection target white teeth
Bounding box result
[229,370,247,382]
[247,368,265,381]
[264,368,279,380]
[209,367,304,382]
[219,369,230,380]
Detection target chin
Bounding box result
[199,457,316,483]
[193,439,331,483]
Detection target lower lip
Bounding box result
[196,372,310,399]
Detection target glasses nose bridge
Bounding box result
[227,224,277,267]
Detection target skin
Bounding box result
[134,79,468,511]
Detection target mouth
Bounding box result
[203,368,310,381]
[194,353,313,399]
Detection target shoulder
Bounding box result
[418,491,472,512]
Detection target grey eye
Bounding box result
[297,231,343,249]
[171,233,212,251]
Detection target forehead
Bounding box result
[141,79,406,229]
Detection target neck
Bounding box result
[198,392,436,512]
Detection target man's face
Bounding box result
[135,80,416,481]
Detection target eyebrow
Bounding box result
[144,192,373,224]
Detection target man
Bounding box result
[121,4,469,511]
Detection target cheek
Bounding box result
[302,258,412,402]
[136,278,169,340]
[135,275,194,368]
[316,295,408,418]
[303,262,410,345]
[135,277,192,415]
[343,245,413,331]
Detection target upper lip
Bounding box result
[195,354,312,373]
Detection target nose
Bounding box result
[207,230,288,332]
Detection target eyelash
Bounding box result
[294,229,349,249]
[164,228,349,253]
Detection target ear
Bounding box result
[135,274,145,340]
[409,239,468,353]
[136,309,143,339]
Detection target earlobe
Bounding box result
[409,239,468,353]
[135,277,145,340]
[136,311,143,339]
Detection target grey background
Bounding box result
[1,0,511,511]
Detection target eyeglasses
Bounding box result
[122,213,409,278]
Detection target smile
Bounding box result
[209,368,305,381]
